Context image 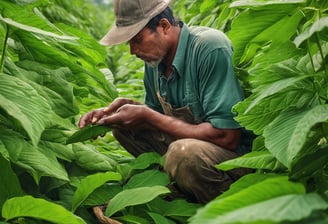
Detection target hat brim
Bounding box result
[100,0,172,46]
[99,18,149,46]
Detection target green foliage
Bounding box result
[1,0,327,223]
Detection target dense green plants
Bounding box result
[0,0,327,223]
[188,0,328,223]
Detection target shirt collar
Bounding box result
[172,23,189,77]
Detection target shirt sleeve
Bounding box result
[198,47,244,129]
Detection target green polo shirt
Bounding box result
[144,23,244,129]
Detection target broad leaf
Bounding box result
[148,212,175,224]
[290,145,328,180]
[72,172,121,212]
[263,105,328,168]
[2,196,86,224]
[217,150,286,171]
[129,152,162,170]
[0,74,51,146]
[190,176,304,223]
[191,193,328,224]
[66,125,111,144]
[231,0,305,7]
[0,14,76,41]
[228,4,303,65]
[72,144,117,171]
[105,186,170,217]
[294,17,328,47]
[124,170,169,189]
[148,198,202,218]
[0,128,69,181]
[0,155,24,210]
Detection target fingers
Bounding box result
[78,108,105,128]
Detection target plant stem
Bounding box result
[0,23,9,73]
[315,33,328,78]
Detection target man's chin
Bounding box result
[145,60,161,68]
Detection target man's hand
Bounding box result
[97,104,148,128]
[78,97,141,128]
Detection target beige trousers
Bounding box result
[112,128,250,203]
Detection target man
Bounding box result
[79,0,252,204]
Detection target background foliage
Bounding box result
[0,0,327,223]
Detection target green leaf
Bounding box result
[148,212,176,224]
[230,0,305,8]
[294,17,328,47]
[148,198,202,218]
[129,152,162,170]
[0,14,77,41]
[0,74,51,146]
[190,176,305,224]
[263,105,328,168]
[72,144,117,171]
[124,170,170,189]
[72,172,121,212]
[0,155,24,210]
[2,196,86,224]
[105,186,170,217]
[228,4,303,65]
[217,150,286,171]
[66,125,111,144]
[192,193,328,224]
[245,76,310,113]
[290,145,328,180]
[0,128,69,181]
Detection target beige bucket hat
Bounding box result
[100,0,172,46]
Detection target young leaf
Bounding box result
[66,125,111,144]
[2,196,86,224]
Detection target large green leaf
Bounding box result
[217,150,286,171]
[230,0,305,7]
[72,172,121,212]
[124,170,170,189]
[294,17,328,47]
[72,144,117,171]
[290,145,328,180]
[263,105,328,168]
[0,14,76,42]
[105,186,170,217]
[11,60,79,118]
[190,176,304,223]
[66,125,111,144]
[148,198,202,218]
[0,155,24,210]
[2,196,86,224]
[0,74,51,146]
[191,193,328,224]
[0,128,69,181]
[233,87,316,135]
[228,3,303,65]
[129,152,163,170]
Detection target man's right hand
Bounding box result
[78,108,107,128]
[78,98,141,128]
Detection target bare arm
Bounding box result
[96,104,241,151]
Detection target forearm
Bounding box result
[143,107,241,151]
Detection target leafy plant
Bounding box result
[1,0,327,223]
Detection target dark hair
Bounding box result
[146,7,180,32]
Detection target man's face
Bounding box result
[128,26,167,67]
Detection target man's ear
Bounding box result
[158,18,171,34]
